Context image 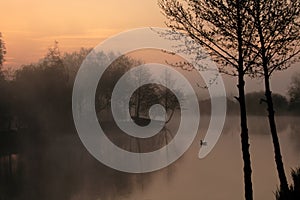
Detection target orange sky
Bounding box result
[0,0,166,68]
[1,0,299,95]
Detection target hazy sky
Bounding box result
[0,0,299,95]
[0,0,165,67]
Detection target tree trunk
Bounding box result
[238,74,253,200]
[136,87,141,119]
[165,109,175,124]
[255,2,290,194]
[237,1,253,199]
[264,77,289,195]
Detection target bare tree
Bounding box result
[159,1,258,199]
[159,69,182,123]
[95,55,139,112]
[289,73,300,112]
[131,67,152,119]
[0,32,6,76]
[62,47,92,85]
[248,0,300,196]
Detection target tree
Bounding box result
[0,32,5,67]
[42,41,67,80]
[0,33,10,125]
[12,42,70,134]
[94,54,144,113]
[159,1,257,199]
[159,68,182,123]
[288,73,300,114]
[245,92,288,116]
[62,47,92,85]
[0,32,6,80]
[248,0,300,195]
[131,66,152,119]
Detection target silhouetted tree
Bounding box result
[41,41,68,82]
[95,54,143,113]
[0,33,11,129]
[131,67,152,119]
[13,42,70,134]
[62,47,92,85]
[289,73,300,114]
[0,32,6,81]
[159,1,257,199]
[248,0,300,195]
[245,92,288,116]
[0,32,5,68]
[159,69,182,123]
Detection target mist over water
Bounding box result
[1,114,299,200]
[124,115,300,200]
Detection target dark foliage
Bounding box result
[276,168,300,200]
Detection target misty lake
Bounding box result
[1,115,300,200]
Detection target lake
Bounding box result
[0,115,299,200]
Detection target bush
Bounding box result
[276,168,300,200]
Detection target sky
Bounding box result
[0,0,299,96]
[0,0,165,67]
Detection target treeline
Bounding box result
[199,90,300,116]
[0,44,91,137]
[2,43,300,137]
[0,43,181,137]
[229,91,295,115]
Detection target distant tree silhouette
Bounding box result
[0,32,6,81]
[0,32,5,68]
[94,54,143,113]
[245,92,288,116]
[0,33,11,128]
[159,1,258,199]
[94,55,180,123]
[289,73,300,114]
[62,47,92,85]
[159,69,182,123]
[131,66,152,119]
[247,0,300,195]
[13,42,70,134]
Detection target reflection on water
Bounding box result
[0,116,300,200]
